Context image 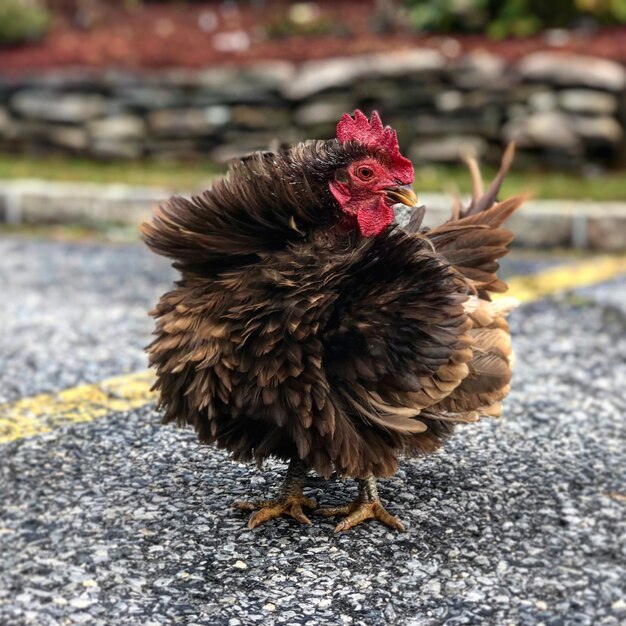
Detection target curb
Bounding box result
[1,179,625,250]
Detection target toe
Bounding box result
[373,502,406,532]
[247,505,280,529]
[314,504,354,517]
[333,506,371,533]
[232,500,257,511]
[333,517,359,533]
[290,505,313,526]
[314,507,343,517]
[233,499,275,511]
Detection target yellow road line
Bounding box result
[0,370,156,445]
[499,255,626,303]
[1,255,626,445]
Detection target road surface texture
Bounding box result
[1,235,625,626]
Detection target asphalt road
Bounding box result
[1,236,625,626]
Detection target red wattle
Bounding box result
[357,197,394,237]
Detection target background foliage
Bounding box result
[8,1,626,46]
[406,0,626,37]
[0,0,51,45]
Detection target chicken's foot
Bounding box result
[315,476,405,533]
[233,458,316,529]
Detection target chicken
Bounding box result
[142,110,524,533]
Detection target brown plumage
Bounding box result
[142,111,524,532]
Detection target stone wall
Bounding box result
[1,49,625,168]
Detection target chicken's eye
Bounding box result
[356,166,374,181]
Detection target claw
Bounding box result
[314,504,353,517]
[316,500,405,533]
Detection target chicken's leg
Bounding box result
[315,476,405,533]
[233,458,316,529]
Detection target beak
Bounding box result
[385,184,418,207]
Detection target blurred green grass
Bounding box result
[414,165,626,202]
[1,154,625,201]
[0,154,223,190]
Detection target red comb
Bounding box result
[336,110,413,183]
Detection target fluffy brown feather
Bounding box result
[143,133,523,481]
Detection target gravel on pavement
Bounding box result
[0,237,173,404]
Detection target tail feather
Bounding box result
[463,141,516,217]
[408,144,527,299]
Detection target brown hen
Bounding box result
[142,111,524,532]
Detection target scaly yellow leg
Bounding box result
[233,459,316,529]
